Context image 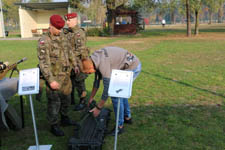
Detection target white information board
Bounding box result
[18,68,39,95]
[108,69,133,98]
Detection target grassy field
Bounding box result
[0,24,225,150]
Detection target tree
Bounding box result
[217,0,225,23]
[2,0,20,27]
[84,0,106,25]
[168,0,179,24]
[190,0,203,35]
[203,0,219,24]
[178,0,187,23]
[157,0,168,22]
[186,0,191,37]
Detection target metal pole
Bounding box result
[29,95,40,150]
[20,96,25,128]
[114,98,120,150]
[0,0,5,38]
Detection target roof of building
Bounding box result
[15,2,72,10]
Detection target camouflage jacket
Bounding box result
[37,31,77,85]
[64,26,89,60]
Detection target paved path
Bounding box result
[0,37,39,40]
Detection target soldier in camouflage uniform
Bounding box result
[37,15,79,136]
[64,13,89,111]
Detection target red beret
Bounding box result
[64,13,77,20]
[50,15,65,30]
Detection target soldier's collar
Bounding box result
[70,26,79,32]
[49,32,61,41]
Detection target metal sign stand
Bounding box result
[28,95,52,150]
[114,97,121,150]
[108,69,134,150]
[18,68,52,150]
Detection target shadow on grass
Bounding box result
[121,104,225,150]
[142,70,225,99]
[137,28,225,37]
[138,29,185,37]
[199,28,225,33]
[1,95,225,150]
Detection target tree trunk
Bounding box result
[106,0,116,35]
[194,10,199,35]
[209,11,212,24]
[107,9,115,35]
[186,0,191,37]
[110,12,115,35]
[218,6,223,23]
[171,11,176,24]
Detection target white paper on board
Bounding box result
[18,68,39,95]
[108,69,133,98]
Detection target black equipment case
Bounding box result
[68,103,111,150]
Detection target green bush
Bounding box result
[86,28,101,36]
[99,27,111,37]
[86,27,111,37]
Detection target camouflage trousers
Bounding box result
[46,78,72,125]
[71,72,88,103]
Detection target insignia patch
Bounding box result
[126,53,134,62]
[41,50,45,54]
[39,40,45,44]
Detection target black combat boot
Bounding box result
[50,124,64,136]
[73,97,87,111]
[61,115,78,127]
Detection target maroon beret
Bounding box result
[50,15,65,30]
[64,13,77,20]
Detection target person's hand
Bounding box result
[88,98,94,107]
[4,62,9,66]
[89,107,101,117]
[50,81,60,90]
[74,66,80,74]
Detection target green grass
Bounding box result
[1,26,225,150]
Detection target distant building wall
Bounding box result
[36,9,67,29]
[19,8,67,38]
[19,8,37,38]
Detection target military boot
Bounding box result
[61,115,78,127]
[73,97,86,111]
[50,124,64,136]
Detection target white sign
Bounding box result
[28,145,52,150]
[18,68,39,95]
[83,20,92,23]
[108,70,133,98]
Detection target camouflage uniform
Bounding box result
[64,26,89,105]
[37,31,77,125]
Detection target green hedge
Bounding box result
[86,28,110,37]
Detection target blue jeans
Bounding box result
[111,63,142,127]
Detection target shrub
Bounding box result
[99,27,111,37]
[86,28,101,36]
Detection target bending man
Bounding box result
[83,47,141,135]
